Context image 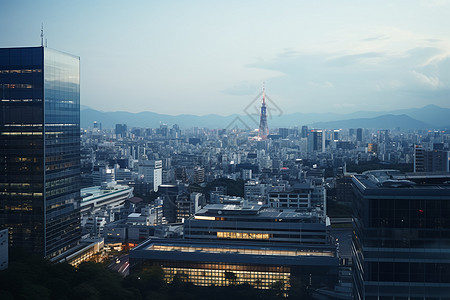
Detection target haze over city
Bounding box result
[1,0,450,115]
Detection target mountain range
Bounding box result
[80,104,450,130]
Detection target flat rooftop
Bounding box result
[81,184,132,203]
[353,170,450,196]
[195,204,323,220]
[130,238,338,267]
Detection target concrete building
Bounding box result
[185,202,330,245]
[267,181,326,216]
[414,144,450,173]
[138,160,162,192]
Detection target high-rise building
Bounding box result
[310,129,325,152]
[301,125,308,138]
[414,144,450,173]
[352,170,450,299]
[0,46,81,258]
[115,123,127,137]
[279,127,289,138]
[356,128,363,143]
[138,160,162,192]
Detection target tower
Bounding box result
[0,46,81,258]
[258,86,269,140]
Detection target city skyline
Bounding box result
[1,1,450,116]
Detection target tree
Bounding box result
[224,271,237,285]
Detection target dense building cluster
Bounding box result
[2,46,450,299]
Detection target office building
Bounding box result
[310,129,325,152]
[356,128,363,143]
[352,170,450,299]
[131,201,338,292]
[268,181,326,216]
[193,166,205,184]
[414,144,450,173]
[130,238,337,292]
[115,123,127,137]
[184,202,330,245]
[138,160,162,192]
[0,46,81,258]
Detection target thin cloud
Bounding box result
[411,71,444,89]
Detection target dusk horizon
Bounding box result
[2,1,450,115]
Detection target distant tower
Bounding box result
[258,86,269,140]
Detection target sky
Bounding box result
[1,0,450,116]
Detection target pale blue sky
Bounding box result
[1,0,450,115]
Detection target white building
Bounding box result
[138,160,163,192]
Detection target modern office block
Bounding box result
[185,202,330,245]
[0,46,81,258]
[310,129,325,152]
[414,144,450,173]
[352,170,450,299]
[130,238,338,292]
[138,160,162,192]
[356,128,363,143]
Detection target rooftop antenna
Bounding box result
[40,23,44,47]
[45,38,48,48]
[262,81,266,105]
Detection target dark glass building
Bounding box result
[0,46,81,258]
[352,170,450,299]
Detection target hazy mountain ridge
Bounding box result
[311,114,431,129]
[81,104,450,129]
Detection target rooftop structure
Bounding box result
[80,182,133,215]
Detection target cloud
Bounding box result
[308,81,334,89]
[243,29,450,113]
[420,0,450,7]
[411,71,444,89]
[361,35,389,42]
[325,52,384,67]
[221,81,259,96]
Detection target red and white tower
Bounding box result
[258,86,269,140]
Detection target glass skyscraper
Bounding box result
[352,170,450,299]
[0,46,81,258]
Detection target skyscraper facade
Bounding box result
[0,47,81,258]
[352,170,450,299]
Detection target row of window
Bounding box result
[162,266,290,290]
[0,83,33,89]
[0,69,41,74]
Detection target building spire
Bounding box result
[262,82,266,105]
[40,23,44,47]
[258,83,269,140]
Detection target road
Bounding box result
[108,254,129,276]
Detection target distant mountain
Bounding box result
[311,114,431,129]
[80,104,448,129]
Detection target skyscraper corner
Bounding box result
[0,46,81,258]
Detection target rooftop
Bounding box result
[81,184,132,203]
[130,238,338,267]
[353,170,450,195]
[194,204,324,220]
